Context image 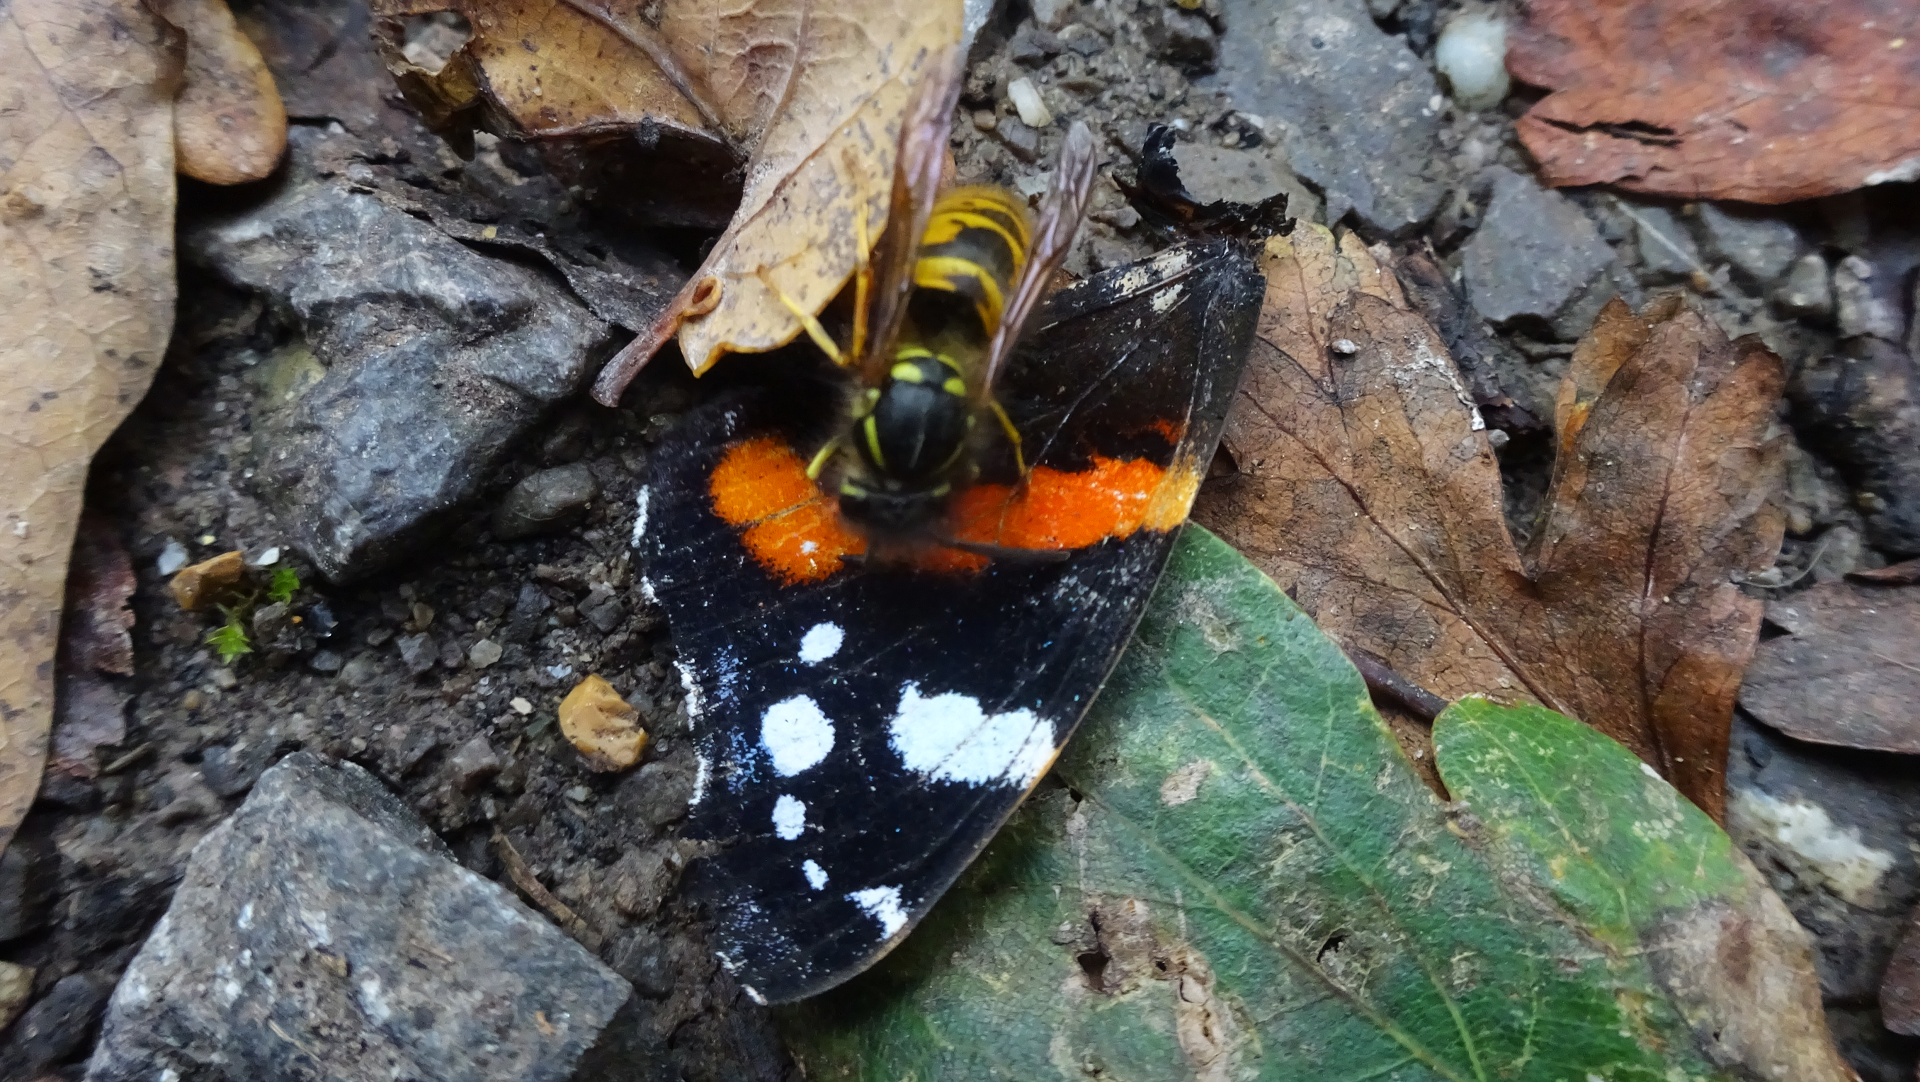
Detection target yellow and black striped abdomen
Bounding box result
[911,187,1032,338]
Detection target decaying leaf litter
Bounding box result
[11,0,1920,1074]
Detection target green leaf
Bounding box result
[266,565,300,605]
[782,526,1844,1081]
[206,612,252,664]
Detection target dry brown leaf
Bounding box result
[1508,0,1920,203]
[1193,226,1785,817]
[0,0,182,857]
[558,673,648,772]
[1738,580,1920,754]
[367,0,963,393]
[158,0,287,184]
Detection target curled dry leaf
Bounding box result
[157,0,288,184]
[1508,0,1920,203]
[51,517,137,781]
[0,0,182,857]
[1739,580,1920,754]
[558,674,648,772]
[1193,226,1785,817]
[366,0,963,395]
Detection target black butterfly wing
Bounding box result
[637,240,1263,1004]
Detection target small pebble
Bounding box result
[308,650,344,675]
[182,689,205,711]
[446,735,503,791]
[339,653,380,687]
[1007,78,1053,128]
[1773,254,1833,321]
[492,464,599,541]
[397,633,437,675]
[510,697,534,715]
[971,110,997,132]
[565,785,594,804]
[468,638,503,668]
[1434,8,1509,111]
[244,546,281,568]
[169,550,244,612]
[156,538,189,576]
[211,668,237,690]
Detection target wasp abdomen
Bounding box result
[911,188,1032,338]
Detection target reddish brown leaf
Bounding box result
[1508,0,1920,203]
[1193,227,1785,817]
[1848,556,1920,585]
[1739,580,1920,754]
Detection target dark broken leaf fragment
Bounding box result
[1739,579,1920,754]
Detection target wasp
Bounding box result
[769,50,1099,546]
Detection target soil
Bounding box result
[8,0,1919,1078]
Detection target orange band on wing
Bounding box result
[709,438,867,584]
[710,438,1205,583]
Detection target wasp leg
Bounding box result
[988,398,1028,476]
[761,271,847,366]
[805,436,843,481]
[850,198,872,362]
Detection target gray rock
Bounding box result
[1216,0,1447,234]
[1146,7,1217,70]
[183,127,619,582]
[397,631,438,675]
[1788,337,1920,556]
[993,116,1040,162]
[0,828,53,942]
[197,744,263,800]
[1627,204,1700,281]
[1169,142,1322,223]
[446,735,503,791]
[1775,254,1834,321]
[87,753,629,1082]
[1833,255,1903,340]
[2,972,114,1076]
[1696,203,1800,288]
[494,463,600,541]
[308,648,344,674]
[1460,167,1617,335]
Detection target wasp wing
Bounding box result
[860,46,965,386]
[977,121,1099,396]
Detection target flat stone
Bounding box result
[1833,255,1902,341]
[1628,204,1700,281]
[1788,337,1920,556]
[1168,143,1322,224]
[493,463,600,541]
[1460,167,1617,335]
[1696,203,1800,288]
[86,753,630,1082]
[183,127,619,583]
[2,972,113,1076]
[1216,0,1447,234]
[1774,254,1833,321]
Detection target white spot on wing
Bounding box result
[630,486,651,548]
[887,683,1054,788]
[772,794,806,840]
[848,885,908,939]
[690,754,711,806]
[675,660,705,728]
[761,695,835,776]
[798,622,844,664]
[1151,282,1184,313]
[802,859,828,890]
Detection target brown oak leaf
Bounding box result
[1508,0,1920,203]
[1193,226,1785,817]
[368,0,964,393]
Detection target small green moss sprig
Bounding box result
[198,564,305,665]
